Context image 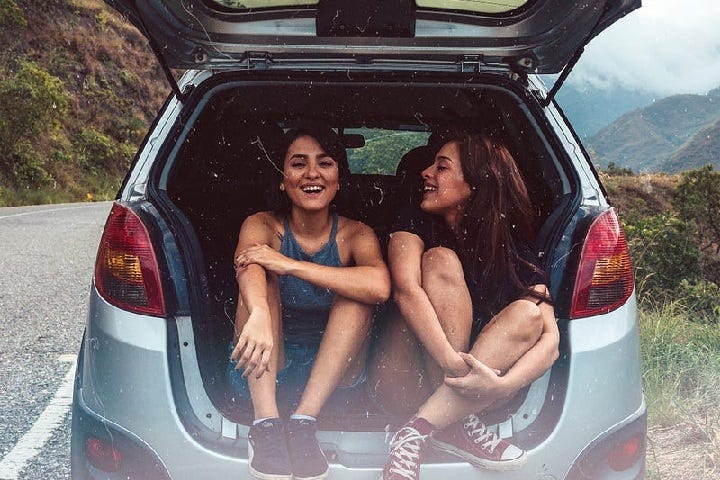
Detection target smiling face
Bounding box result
[420,140,473,228]
[281,135,340,212]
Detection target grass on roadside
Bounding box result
[640,303,720,475]
[641,303,720,424]
[0,175,120,207]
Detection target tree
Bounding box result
[674,165,720,254]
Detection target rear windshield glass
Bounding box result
[210,0,528,14]
[346,128,429,175]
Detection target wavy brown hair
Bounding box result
[440,129,539,307]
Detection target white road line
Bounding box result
[0,202,111,221]
[0,358,77,480]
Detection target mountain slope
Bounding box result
[554,82,655,138]
[0,0,167,204]
[587,89,720,172]
[661,119,720,173]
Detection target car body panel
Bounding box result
[103,0,640,73]
[76,287,644,479]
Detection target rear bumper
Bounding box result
[72,289,645,479]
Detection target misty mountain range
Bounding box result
[555,83,720,173]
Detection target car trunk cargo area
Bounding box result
[158,71,571,443]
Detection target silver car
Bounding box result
[71,1,646,479]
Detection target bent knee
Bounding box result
[422,247,464,282]
[512,301,544,344]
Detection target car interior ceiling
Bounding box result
[165,82,562,426]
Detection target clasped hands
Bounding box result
[442,351,511,400]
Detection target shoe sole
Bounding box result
[248,442,293,480]
[292,470,329,480]
[430,438,527,471]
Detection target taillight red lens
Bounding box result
[94,203,166,316]
[570,208,634,319]
[86,437,121,472]
[608,436,643,471]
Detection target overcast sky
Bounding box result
[568,0,720,96]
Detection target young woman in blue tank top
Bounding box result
[229,124,390,480]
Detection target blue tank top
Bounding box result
[278,214,343,345]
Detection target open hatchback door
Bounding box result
[105,0,639,75]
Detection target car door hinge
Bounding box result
[244,52,273,70]
[460,55,483,73]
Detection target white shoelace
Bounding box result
[387,427,428,480]
[464,415,502,453]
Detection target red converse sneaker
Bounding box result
[431,414,526,470]
[381,418,434,480]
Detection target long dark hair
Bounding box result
[268,123,350,213]
[440,129,538,307]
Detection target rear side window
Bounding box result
[210,0,529,14]
[211,0,316,8]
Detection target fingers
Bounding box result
[232,338,273,379]
[458,352,501,374]
[234,244,266,268]
[444,353,502,397]
[458,351,483,368]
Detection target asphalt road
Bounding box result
[0,202,112,480]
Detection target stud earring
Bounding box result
[280,183,285,191]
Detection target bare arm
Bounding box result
[230,213,276,379]
[445,290,559,398]
[235,221,390,305]
[388,231,468,376]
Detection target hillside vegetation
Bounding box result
[0,0,167,205]
[588,89,720,173]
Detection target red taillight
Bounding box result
[86,437,121,472]
[608,436,643,471]
[94,203,166,316]
[570,208,634,319]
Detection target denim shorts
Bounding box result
[227,341,366,417]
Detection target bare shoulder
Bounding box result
[238,211,282,246]
[243,211,281,229]
[337,216,378,242]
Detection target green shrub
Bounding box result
[75,127,119,173]
[0,0,26,27]
[0,61,68,183]
[109,115,146,145]
[604,161,633,176]
[74,127,136,174]
[675,279,720,320]
[622,213,700,300]
[674,165,720,254]
[11,141,53,188]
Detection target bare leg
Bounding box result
[293,296,373,417]
[420,247,473,387]
[368,310,431,415]
[368,247,473,413]
[417,300,544,429]
[235,273,285,420]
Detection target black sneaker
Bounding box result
[286,418,329,480]
[247,418,293,480]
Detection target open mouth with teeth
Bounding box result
[422,185,437,194]
[301,184,325,194]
